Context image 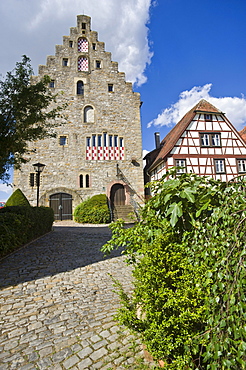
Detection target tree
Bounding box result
[0,55,65,182]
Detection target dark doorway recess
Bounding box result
[50,193,72,220]
[110,184,125,206]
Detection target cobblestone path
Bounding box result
[0,222,153,370]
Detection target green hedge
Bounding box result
[5,188,30,206]
[0,206,54,258]
[74,194,111,224]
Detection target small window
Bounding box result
[103,133,107,147]
[62,58,69,66]
[96,60,101,69]
[200,133,221,147]
[92,43,96,50]
[98,135,102,147]
[119,137,124,147]
[82,22,86,29]
[59,136,68,146]
[92,135,96,147]
[204,114,212,121]
[108,84,114,92]
[237,159,246,173]
[114,135,118,147]
[86,174,90,188]
[86,137,91,147]
[49,80,55,88]
[69,41,73,48]
[175,159,186,173]
[84,106,94,123]
[214,159,226,173]
[29,173,38,187]
[77,81,84,95]
[109,135,113,147]
[79,174,83,188]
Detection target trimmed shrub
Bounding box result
[5,188,30,206]
[0,206,54,258]
[74,194,111,224]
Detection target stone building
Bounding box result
[13,15,144,220]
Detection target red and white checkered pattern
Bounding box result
[114,147,119,160]
[92,146,97,160]
[78,57,88,71]
[120,147,125,160]
[109,147,115,160]
[104,147,109,160]
[78,38,88,52]
[86,147,91,160]
[98,147,103,160]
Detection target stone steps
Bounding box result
[112,205,137,222]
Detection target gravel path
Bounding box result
[0,221,154,369]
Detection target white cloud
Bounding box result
[0,184,12,202]
[0,0,153,86]
[148,84,246,131]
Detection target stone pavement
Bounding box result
[0,221,156,370]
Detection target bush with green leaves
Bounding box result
[0,206,54,257]
[5,188,30,206]
[102,170,246,369]
[74,194,111,224]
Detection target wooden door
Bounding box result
[49,193,72,220]
[110,184,125,206]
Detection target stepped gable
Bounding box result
[150,99,223,169]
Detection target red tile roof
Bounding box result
[239,126,246,143]
[149,99,224,170]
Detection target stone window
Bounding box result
[84,106,94,123]
[62,58,69,67]
[49,80,55,88]
[96,60,101,69]
[78,38,88,52]
[79,174,90,188]
[69,41,73,48]
[108,84,114,92]
[82,22,86,29]
[77,81,84,95]
[78,56,88,72]
[86,133,125,160]
[29,173,37,187]
[92,43,96,50]
[59,135,68,146]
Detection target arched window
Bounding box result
[77,81,84,95]
[78,57,88,72]
[84,106,94,123]
[79,174,83,188]
[86,174,90,188]
[78,38,88,52]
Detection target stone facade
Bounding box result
[13,15,144,219]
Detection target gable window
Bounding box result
[78,38,88,53]
[62,58,69,66]
[96,60,101,69]
[175,159,186,173]
[59,136,68,146]
[237,159,246,173]
[77,81,84,95]
[108,84,114,92]
[78,57,88,72]
[69,41,73,48]
[200,133,221,147]
[82,22,86,29]
[214,159,226,173]
[204,114,212,121]
[84,106,94,123]
[92,43,96,50]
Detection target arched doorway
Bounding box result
[110,183,126,206]
[49,193,72,220]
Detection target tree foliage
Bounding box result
[102,170,246,369]
[0,55,65,181]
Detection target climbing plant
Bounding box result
[102,170,246,369]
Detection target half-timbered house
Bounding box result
[144,99,246,188]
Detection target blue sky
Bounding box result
[0,0,246,201]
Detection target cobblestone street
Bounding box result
[0,222,154,369]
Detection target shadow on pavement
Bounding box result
[0,225,127,289]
